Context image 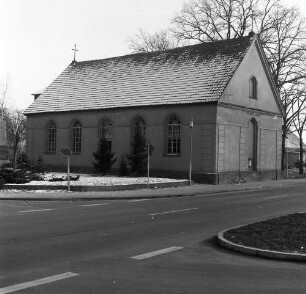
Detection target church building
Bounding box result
[24,34,283,184]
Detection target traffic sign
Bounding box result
[61,148,72,156]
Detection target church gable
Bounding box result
[219,36,282,115]
[24,36,254,115]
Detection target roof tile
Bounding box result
[25,36,254,115]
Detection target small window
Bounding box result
[46,121,56,153]
[166,114,181,155]
[249,76,258,99]
[71,120,82,153]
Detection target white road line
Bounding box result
[149,207,199,216]
[81,203,109,207]
[19,209,53,213]
[263,195,288,200]
[0,272,79,294]
[128,199,150,202]
[131,246,183,260]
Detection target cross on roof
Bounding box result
[72,44,78,62]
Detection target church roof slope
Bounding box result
[25,36,255,115]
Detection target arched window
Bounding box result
[166,114,181,155]
[98,117,112,152]
[46,120,56,153]
[247,119,257,171]
[131,116,146,142]
[249,76,258,99]
[71,120,82,153]
[98,118,112,140]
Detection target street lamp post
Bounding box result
[61,148,72,191]
[189,119,194,186]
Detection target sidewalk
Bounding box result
[1,178,305,200]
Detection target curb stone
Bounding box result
[1,178,306,200]
[3,180,189,192]
[217,227,306,262]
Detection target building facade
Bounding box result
[25,34,283,184]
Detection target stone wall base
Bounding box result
[213,170,280,184]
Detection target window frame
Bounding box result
[98,117,113,141]
[131,116,146,144]
[71,119,82,154]
[249,76,258,100]
[165,114,181,155]
[45,120,57,153]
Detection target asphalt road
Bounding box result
[1,184,306,293]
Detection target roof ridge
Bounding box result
[75,35,253,65]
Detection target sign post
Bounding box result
[147,141,154,188]
[61,148,72,191]
[147,142,150,188]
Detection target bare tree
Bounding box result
[172,0,279,42]
[172,0,306,170]
[258,5,306,90]
[128,28,179,53]
[0,76,10,117]
[4,109,27,168]
[291,84,306,174]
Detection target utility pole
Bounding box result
[189,119,194,186]
[147,141,150,188]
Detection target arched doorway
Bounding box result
[247,119,257,171]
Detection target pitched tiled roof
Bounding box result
[25,35,254,115]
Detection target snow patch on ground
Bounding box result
[18,173,185,186]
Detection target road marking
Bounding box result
[131,246,183,260]
[0,272,79,293]
[81,203,109,207]
[128,199,150,202]
[263,194,288,200]
[149,207,199,216]
[18,209,53,213]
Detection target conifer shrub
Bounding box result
[93,138,117,175]
[16,152,30,170]
[119,154,129,176]
[127,131,147,176]
[31,156,46,174]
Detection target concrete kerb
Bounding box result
[218,227,306,262]
[2,180,189,192]
[1,178,306,201]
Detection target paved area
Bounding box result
[1,177,305,200]
[2,184,306,293]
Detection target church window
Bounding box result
[131,116,146,142]
[98,117,112,152]
[166,114,181,155]
[71,120,82,153]
[249,76,258,99]
[46,120,56,153]
[98,118,112,140]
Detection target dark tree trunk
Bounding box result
[299,135,304,175]
[281,124,287,171]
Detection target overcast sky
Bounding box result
[1,0,306,110]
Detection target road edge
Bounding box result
[217,226,306,262]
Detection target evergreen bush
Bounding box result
[93,138,116,175]
[119,154,129,176]
[127,131,147,175]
